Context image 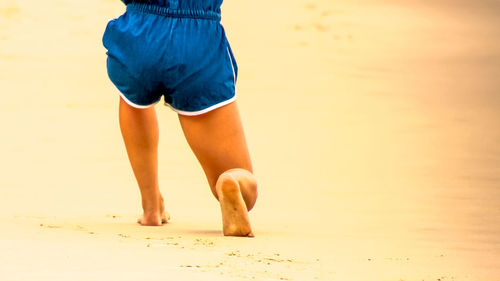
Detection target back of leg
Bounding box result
[178,102,257,210]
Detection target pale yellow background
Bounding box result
[1,0,499,280]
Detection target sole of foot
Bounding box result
[216,173,254,237]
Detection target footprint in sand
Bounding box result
[314,23,329,32]
[39,224,61,229]
[305,3,317,10]
[321,10,332,17]
[0,4,20,19]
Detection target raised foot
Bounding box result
[216,173,254,237]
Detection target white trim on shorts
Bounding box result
[120,47,237,114]
[164,95,236,116]
[227,47,236,84]
[118,91,161,109]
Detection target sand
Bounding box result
[1,0,499,280]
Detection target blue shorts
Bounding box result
[102,1,238,115]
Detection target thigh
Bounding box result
[178,102,253,195]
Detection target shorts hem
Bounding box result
[164,95,236,116]
[118,91,161,109]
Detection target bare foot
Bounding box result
[137,196,170,226]
[216,173,254,237]
[159,196,170,224]
[137,213,162,226]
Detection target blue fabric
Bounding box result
[102,1,238,112]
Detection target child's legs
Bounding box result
[119,97,166,226]
[178,101,257,212]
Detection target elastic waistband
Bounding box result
[126,3,221,21]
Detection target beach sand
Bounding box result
[1,0,499,280]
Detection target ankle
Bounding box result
[142,197,161,213]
